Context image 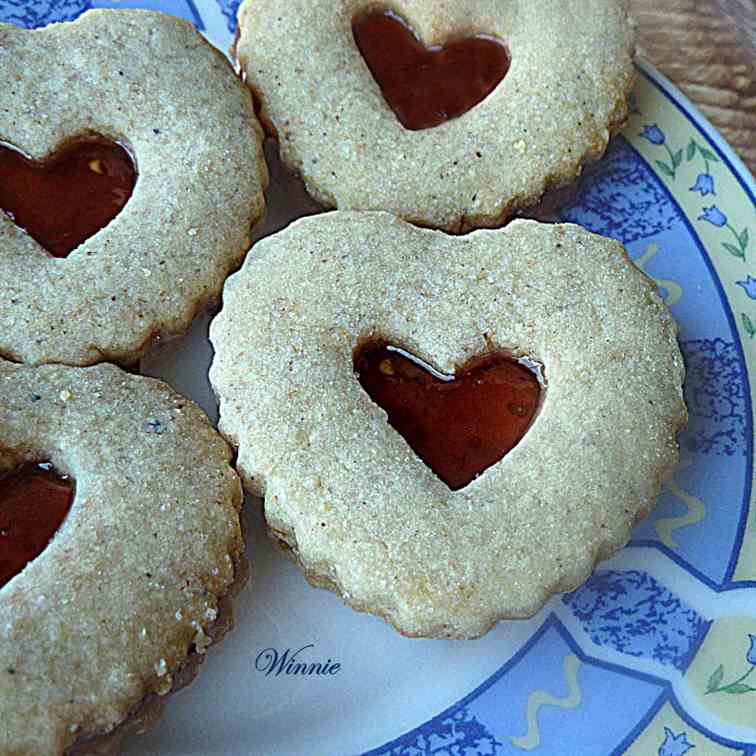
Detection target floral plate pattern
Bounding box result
[1,2,754,755]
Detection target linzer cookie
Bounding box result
[235,0,634,232]
[210,212,686,639]
[0,359,245,755]
[0,9,267,367]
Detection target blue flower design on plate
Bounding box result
[748,635,756,666]
[736,276,756,300]
[558,136,678,244]
[679,338,748,457]
[563,571,708,671]
[0,0,91,27]
[377,707,502,756]
[689,173,716,197]
[658,727,695,756]
[705,634,756,695]
[216,0,241,32]
[641,124,667,145]
[698,205,728,227]
[638,123,685,178]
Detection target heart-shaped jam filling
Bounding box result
[352,9,510,131]
[355,344,542,490]
[0,136,136,258]
[1,463,74,588]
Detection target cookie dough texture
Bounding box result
[236,0,635,232]
[210,212,686,639]
[0,10,267,367]
[0,361,245,755]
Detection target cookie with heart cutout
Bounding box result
[0,9,267,367]
[234,0,634,232]
[209,211,687,640]
[0,358,246,755]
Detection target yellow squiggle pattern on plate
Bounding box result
[634,243,683,307]
[510,654,582,751]
[654,460,707,549]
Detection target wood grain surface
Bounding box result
[629,0,755,175]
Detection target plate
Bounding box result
[2,2,754,754]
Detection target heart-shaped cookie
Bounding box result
[352,9,509,130]
[355,343,540,490]
[0,137,135,258]
[210,212,687,639]
[0,463,73,587]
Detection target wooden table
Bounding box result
[629,0,755,175]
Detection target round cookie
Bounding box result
[210,211,686,640]
[0,9,267,367]
[235,0,634,232]
[0,360,245,754]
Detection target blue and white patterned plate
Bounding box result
[2,2,754,755]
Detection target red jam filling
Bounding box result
[355,344,542,490]
[0,136,136,258]
[1,463,74,588]
[352,9,510,131]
